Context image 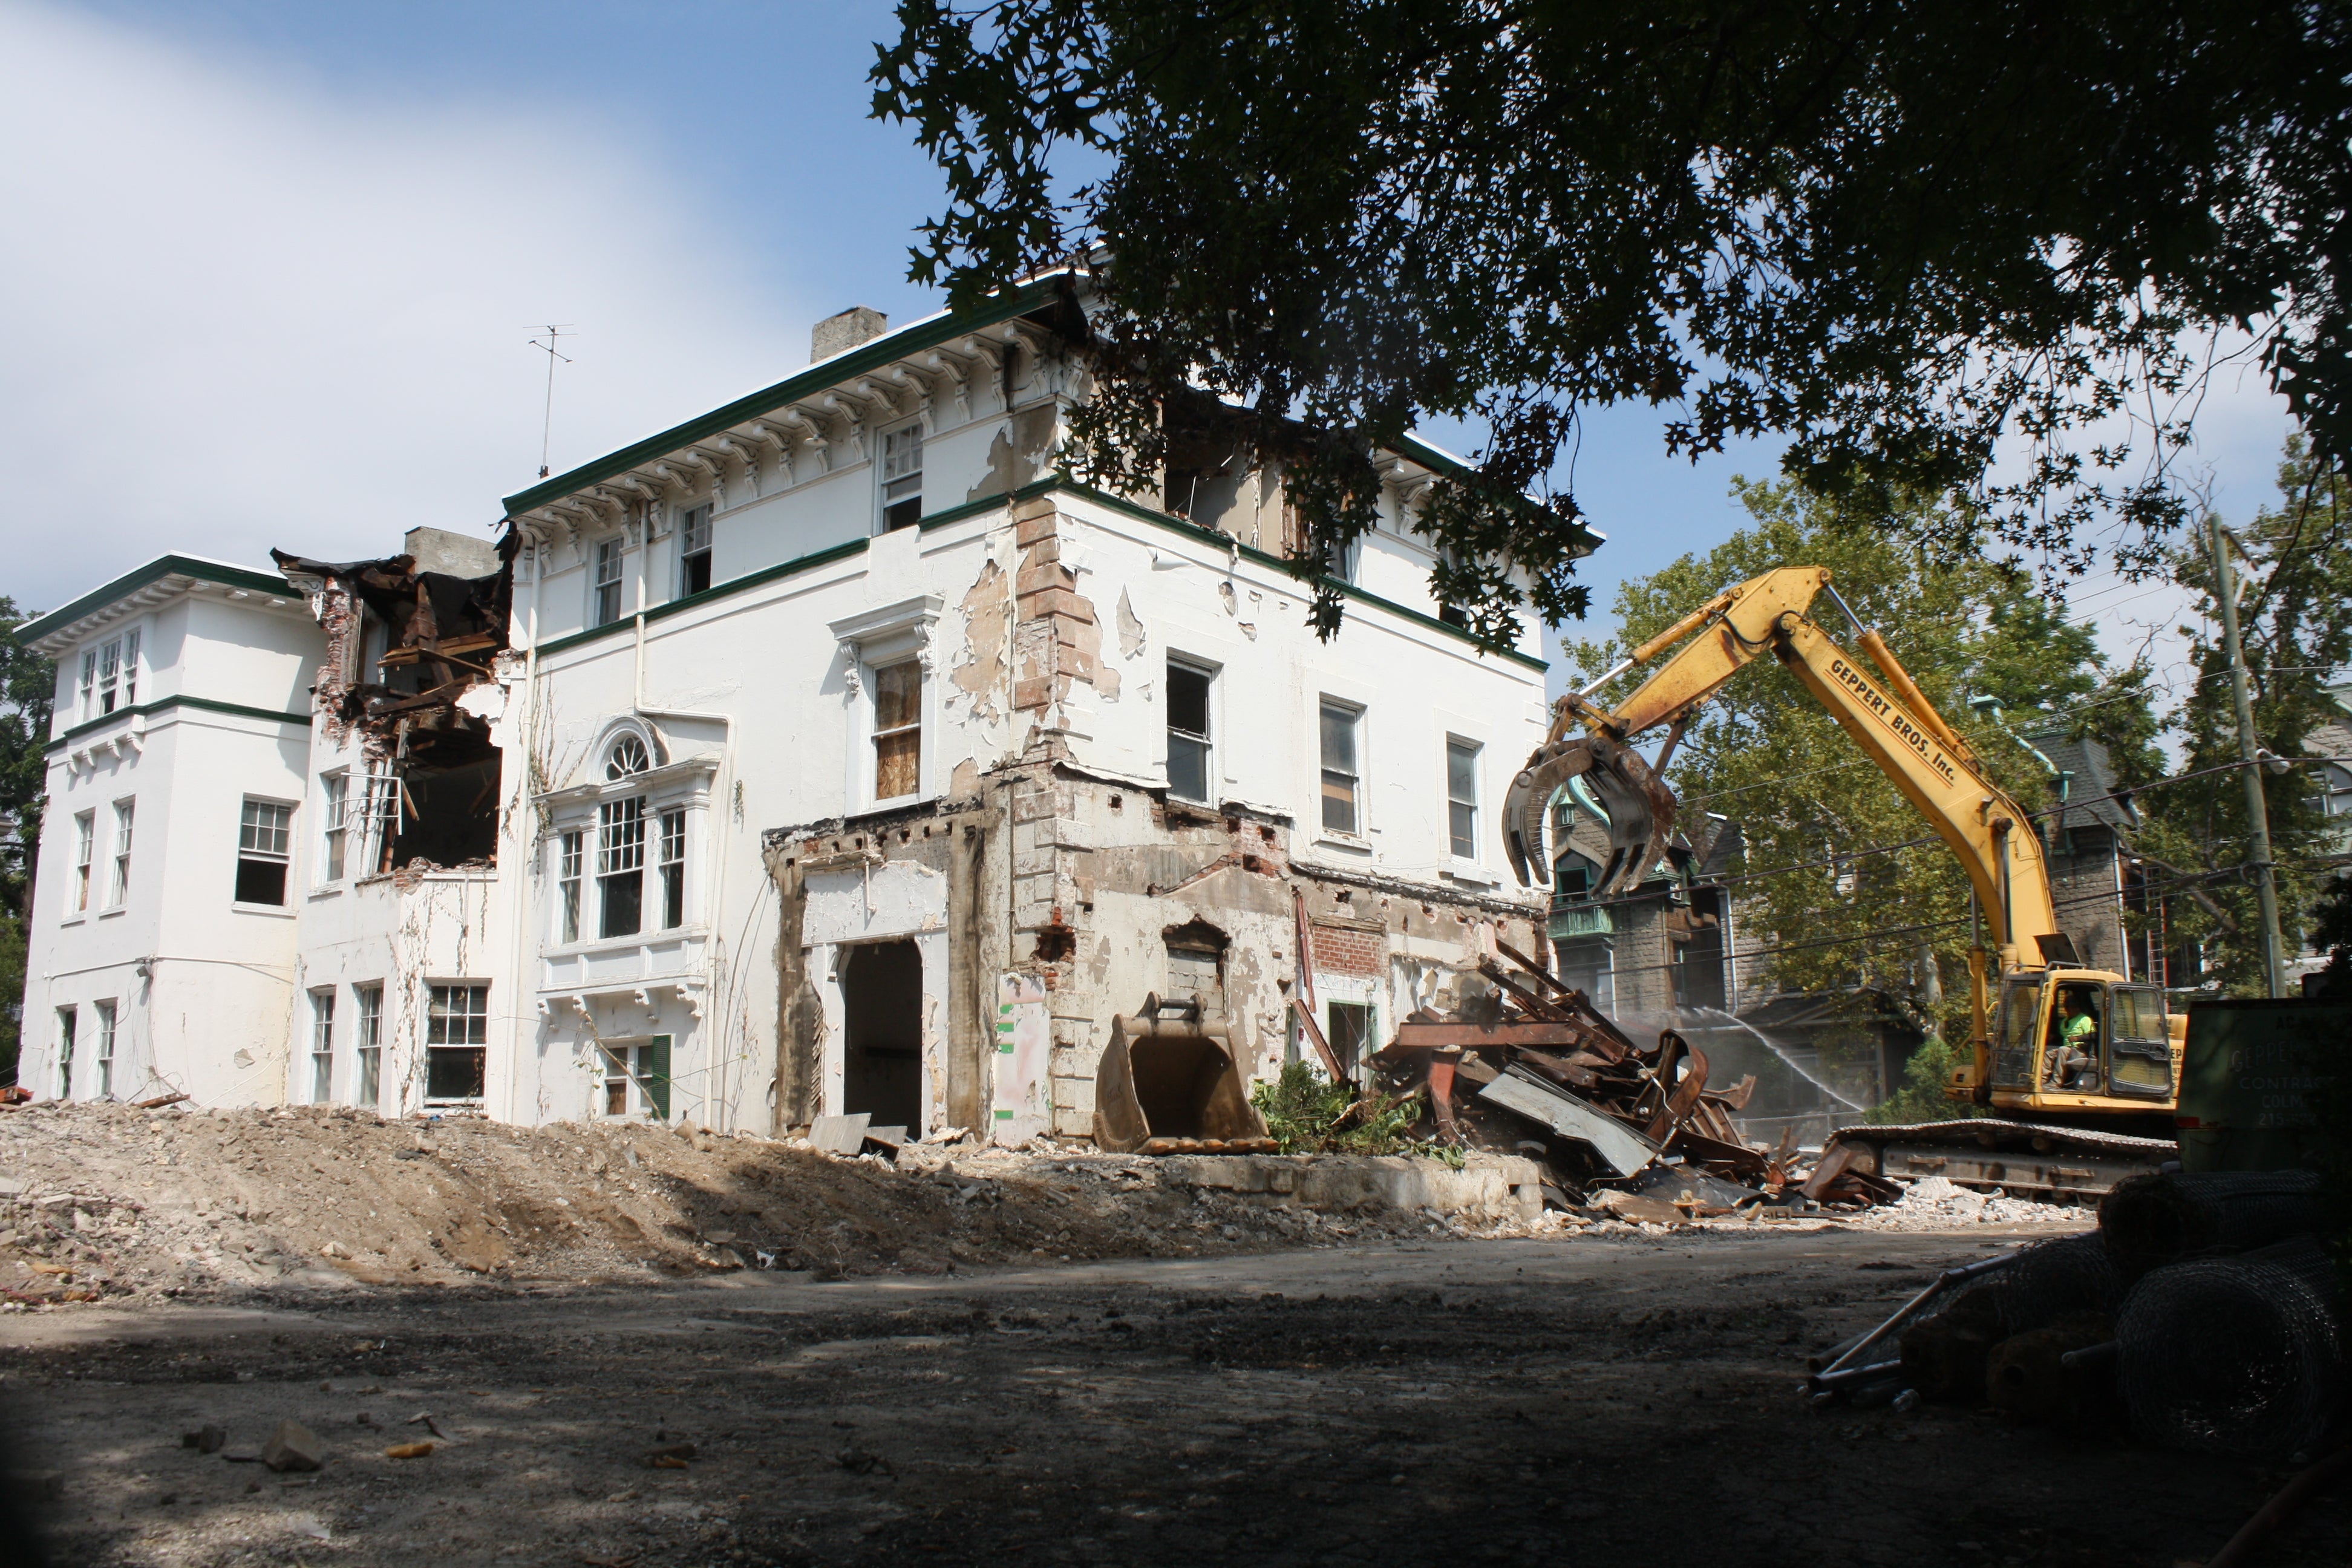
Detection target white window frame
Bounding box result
[319,771,350,884]
[830,597,944,812]
[1318,697,1365,840]
[76,650,96,722]
[658,808,687,930]
[677,503,713,598]
[592,536,627,627]
[54,1006,76,1100]
[93,1000,116,1100]
[557,828,585,943]
[107,798,134,909]
[1166,656,1217,805]
[235,797,296,908]
[540,745,713,953]
[354,984,384,1109]
[877,420,924,532]
[309,989,335,1103]
[1445,736,1482,864]
[70,810,94,915]
[423,982,490,1106]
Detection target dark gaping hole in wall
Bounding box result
[842,939,923,1136]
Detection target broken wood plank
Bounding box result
[1288,997,1348,1083]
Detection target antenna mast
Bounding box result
[528,324,575,479]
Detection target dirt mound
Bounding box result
[0,1103,1499,1307]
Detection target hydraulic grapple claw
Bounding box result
[1500,734,1679,896]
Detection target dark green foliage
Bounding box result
[1250,1062,1458,1165]
[875,1,2352,639]
[0,598,52,1089]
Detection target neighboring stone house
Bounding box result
[2025,727,2155,984]
[18,274,1583,1140]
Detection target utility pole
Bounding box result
[2206,511,2288,997]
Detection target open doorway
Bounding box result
[841,939,922,1134]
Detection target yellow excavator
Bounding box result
[1502,566,2182,1198]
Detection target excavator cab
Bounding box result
[1987,971,2175,1108]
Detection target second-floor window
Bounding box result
[1167,659,1214,803]
[598,797,645,938]
[593,537,626,626]
[678,505,713,596]
[880,423,923,531]
[320,773,348,882]
[558,829,584,942]
[1319,700,1362,835]
[237,799,293,906]
[1446,739,1480,860]
[873,661,921,800]
[109,800,134,906]
[71,811,94,913]
[659,809,686,929]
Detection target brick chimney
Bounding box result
[811,306,888,364]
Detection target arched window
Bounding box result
[606,734,651,780]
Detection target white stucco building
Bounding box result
[18,277,1591,1138]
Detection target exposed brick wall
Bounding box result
[1309,922,1388,977]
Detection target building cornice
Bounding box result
[45,694,312,756]
[500,275,1072,528]
[19,557,299,654]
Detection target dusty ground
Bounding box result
[2,1227,2339,1568]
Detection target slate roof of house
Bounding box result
[2024,728,2140,837]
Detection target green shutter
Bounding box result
[642,1035,671,1122]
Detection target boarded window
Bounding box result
[874,661,921,800]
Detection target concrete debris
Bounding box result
[259,1419,324,1473]
[181,1425,226,1454]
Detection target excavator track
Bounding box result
[1827,1119,2177,1200]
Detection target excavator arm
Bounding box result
[1502,566,2065,1076]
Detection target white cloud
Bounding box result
[0,1,813,613]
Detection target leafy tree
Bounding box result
[1566,479,2152,1066]
[874,1,2352,643]
[2135,439,2352,992]
[0,598,52,1086]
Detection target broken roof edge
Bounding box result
[1389,432,1607,564]
[19,554,298,653]
[499,272,1074,520]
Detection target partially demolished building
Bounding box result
[21,273,1587,1140]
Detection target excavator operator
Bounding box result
[2045,987,2101,1089]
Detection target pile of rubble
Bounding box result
[0,1102,1545,1307]
[1372,941,1900,1218]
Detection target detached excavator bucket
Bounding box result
[1501,733,1678,897]
[1093,1003,1270,1154]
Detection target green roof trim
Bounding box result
[501,278,1062,518]
[45,694,312,754]
[523,475,1544,674]
[1391,433,1604,560]
[19,556,295,648]
[534,534,874,660]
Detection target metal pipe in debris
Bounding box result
[1813,1250,2023,1385]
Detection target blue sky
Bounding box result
[2,0,2298,693]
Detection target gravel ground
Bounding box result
[0,1227,2334,1568]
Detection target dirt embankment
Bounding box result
[0,1104,1509,1305]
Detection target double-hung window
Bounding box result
[71,811,94,913]
[109,800,134,907]
[658,809,686,929]
[320,773,348,882]
[97,638,120,714]
[54,1007,76,1099]
[597,797,645,938]
[425,984,489,1103]
[593,537,626,627]
[602,1038,671,1121]
[1446,739,1481,860]
[354,985,383,1108]
[880,423,923,531]
[558,829,585,942]
[1167,660,1214,804]
[237,799,293,905]
[309,990,335,1102]
[872,661,922,800]
[94,1001,116,1099]
[1319,700,1362,835]
[77,652,96,720]
[678,505,713,597]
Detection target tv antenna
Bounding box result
[528,324,576,479]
